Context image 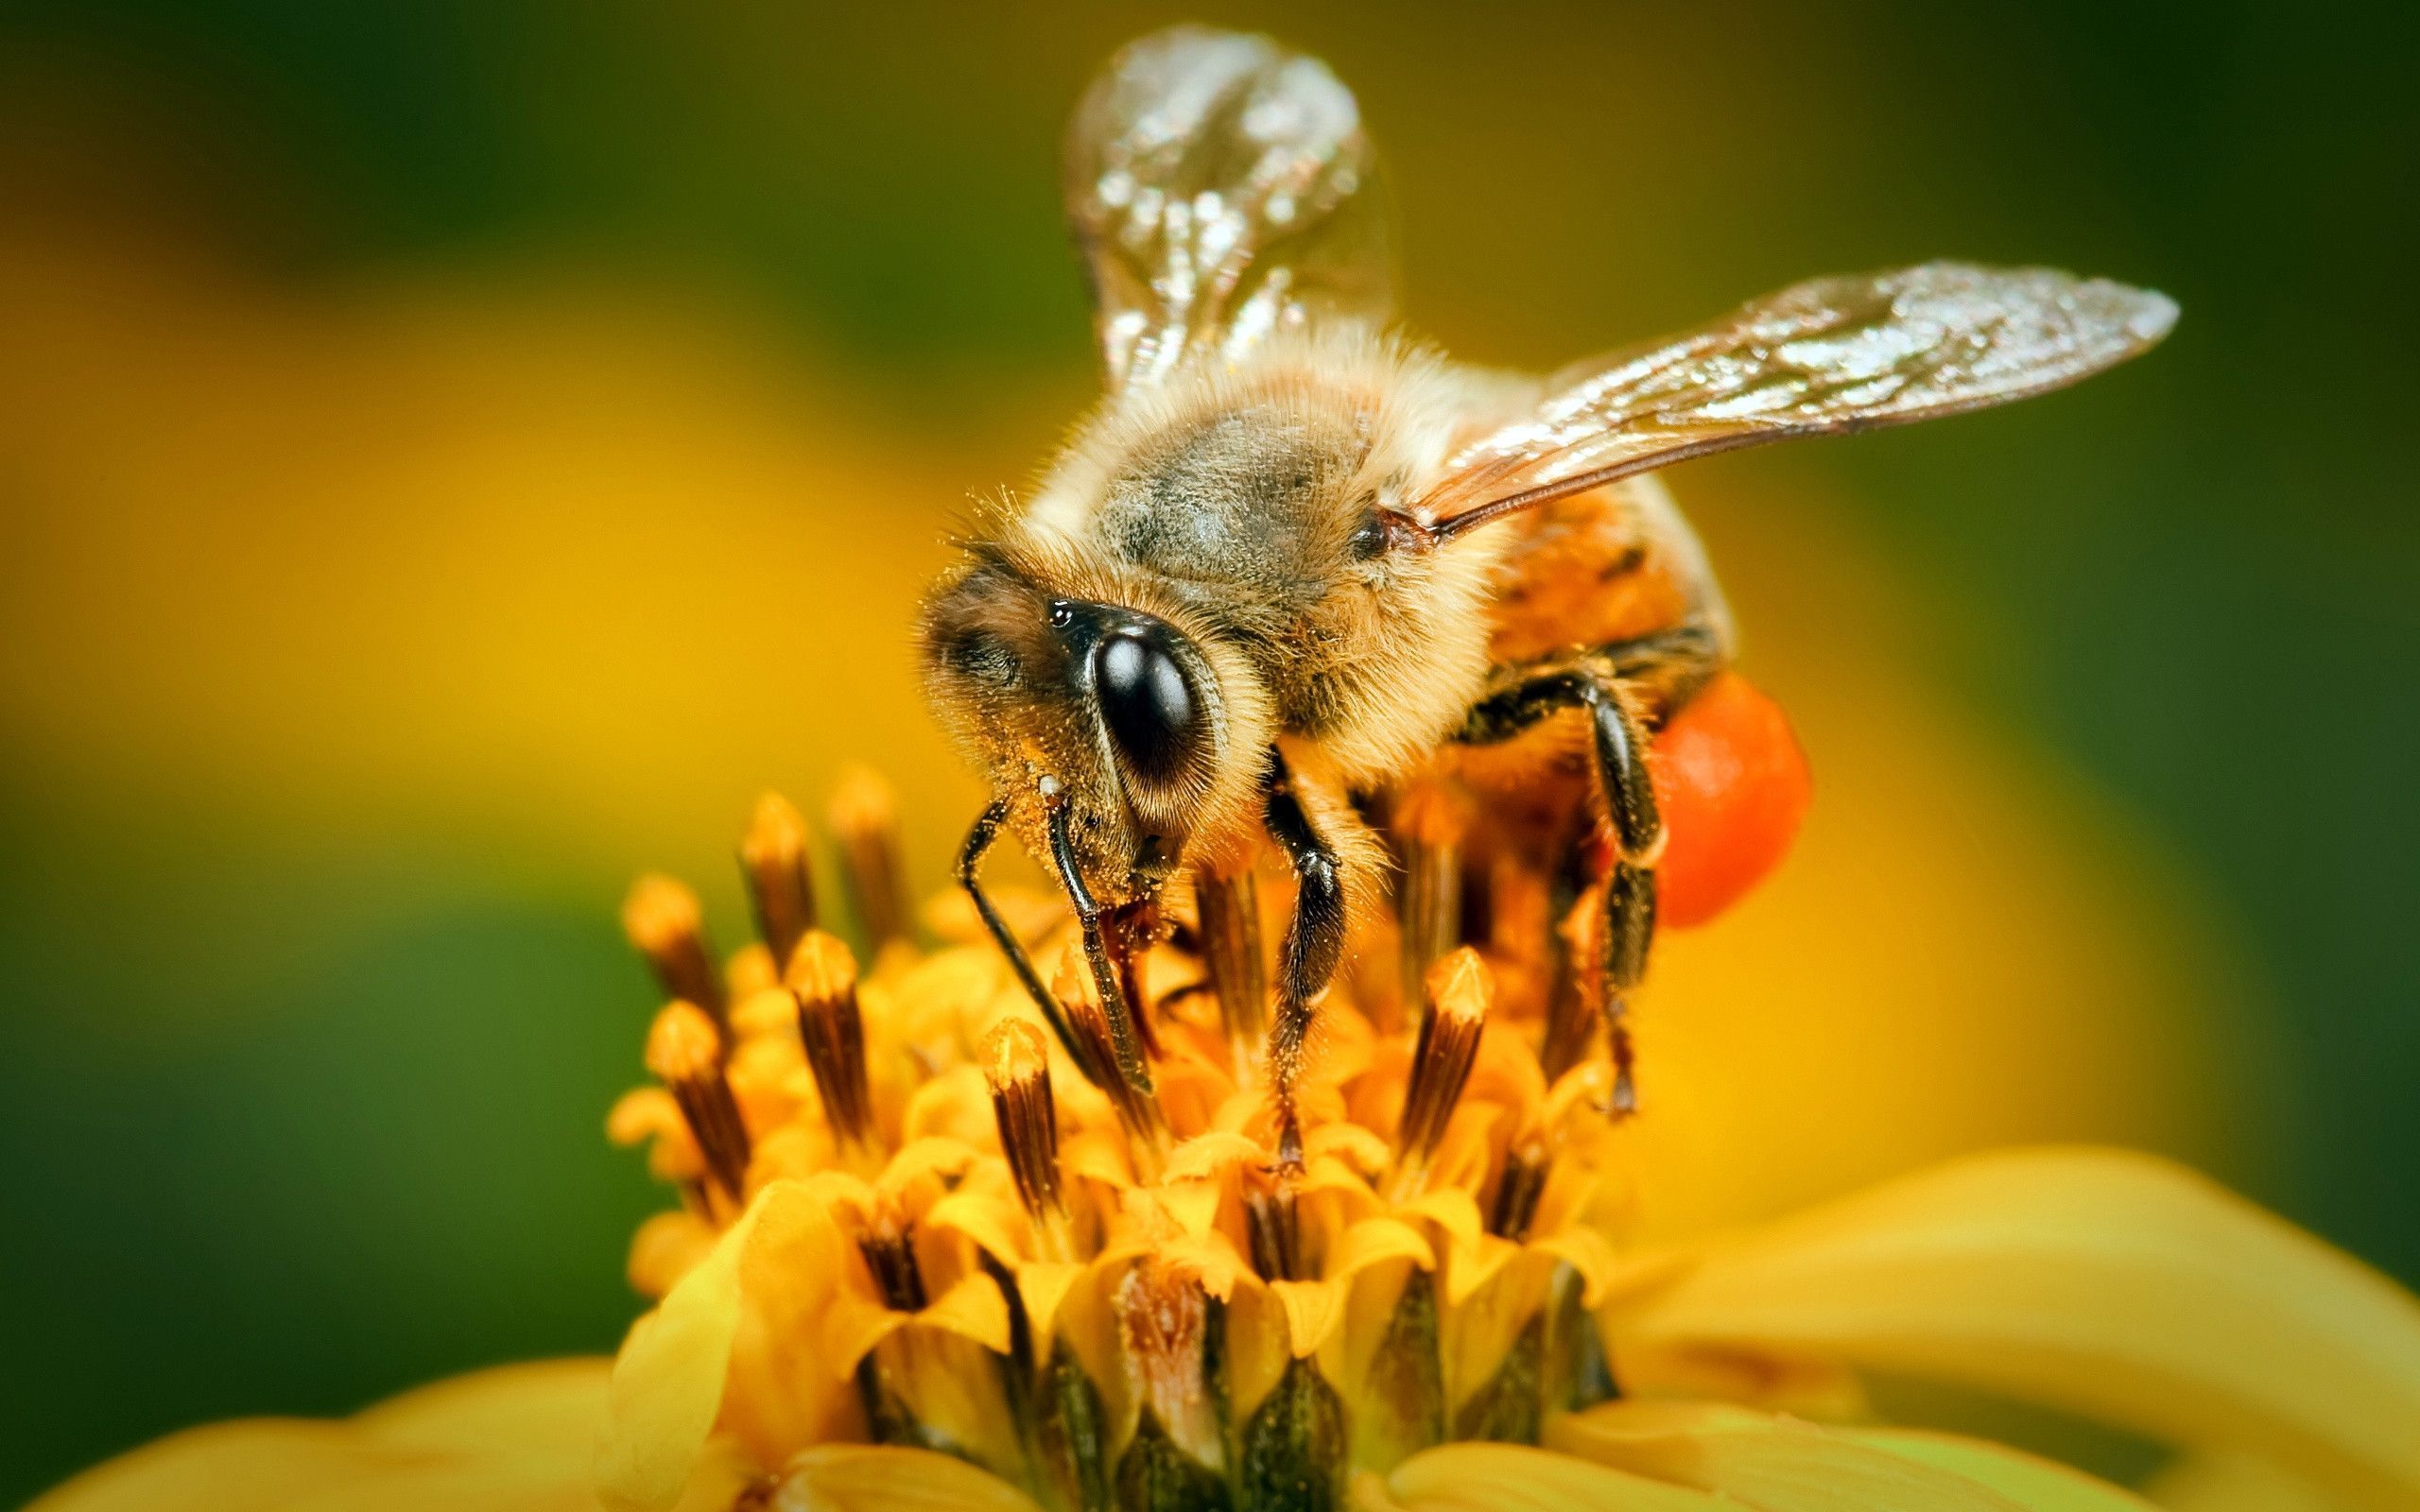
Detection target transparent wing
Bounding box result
[1065,26,1394,390]
[1419,263,2178,539]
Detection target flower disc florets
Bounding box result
[608,767,1643,1507]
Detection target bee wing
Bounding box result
[1418,263,2177,540]
[1065,26,1395,391]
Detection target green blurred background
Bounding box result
[1,0,2413,1502]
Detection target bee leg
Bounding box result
[1456,626,1722,1114]
[1043,795,1158,1098]
[956,800,1097,1081]
[1263,749,1346,1169]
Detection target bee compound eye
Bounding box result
[1348,515,1388,559]
[1092,629,1200,783]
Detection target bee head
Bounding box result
[918,552,1270,904]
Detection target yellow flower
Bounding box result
[31,774,2420,1512]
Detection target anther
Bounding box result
[856,1209,929,1313]
[645,1001,752,1205]
[1393,781,1470,1033]
[1053,950,1167,1175]
[1044,793,1155,1099]
[828,765,910,954]
[739,791,818,971]
[1387,947,1491,1201]
[982,1019,1074,1261]
[1539,892,1599,1083]
[1242,1161,1305,1282]
[622,873,727,1025]
[1194,865,1267,1079]
[787,930,877,1155]
[1488,1138,1552,1242]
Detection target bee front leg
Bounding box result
[1262,749,1346,1168]
[1456,626,1722,1114]
[957,800,1100,1083]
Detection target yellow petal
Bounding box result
[1164,1129,1265,1181]
[1614,1148,2420,1511]
[1016,1260,1085,1347]
[729,985,796,1039]
[902,1064,994,1145]
[1531,1225,1621,1307]
[1063,1130,1134,1191]
[279,1457,600,1512]
[1846,1428,2158,1511]
[34,1363,618,1512]
[821,1278,909,1382]
[607,1088,683,1146]
[920,1271,1012,1354]
[1331,1216,1438,1283]
[802,1169,879,1223]
[1156,1177,1225,1239]
[1307,1120,1394,1177]
[1301,1152,1384,1206]
[767,1445,1045,1512]
[1272,1277,1349,1359]
[1442,1230,1524,1310]
[1547,1400,2028,1510]
[923,1190,1033,1267]
[354,1358,610,1454]
[874,1136,977,1201]
[1376,1442,1729,1511]
[1155,1229,1251,1301]
[627,1211,717,1298]
[25,1424,409,1512]
[2143,1452,2350,1512]
[602,1181,856,1510]
[601,1192,773,1511]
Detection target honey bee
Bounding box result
[920,26,2173,1156]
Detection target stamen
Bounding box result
[622,873,726,1024]
[1242,1161,1305,1281]
[787,930,878,1155]
[1386,947,1492,1202]
[1052,950,1167,1177]
[1192,865,1266,1079]
[1044,792,1155,1099]
[856,1208,929,1313]
[739,791,818,971]
[1487,1138,1552,1242]
[982,1020,1075,1261]
[1539,892,1599,1083]
[645,1001,752,1204]
[1393,781,1469,1032]
[1104,901,1164,1062]
[828,765,910,953]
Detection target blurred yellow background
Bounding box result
[1,1,2409,1502]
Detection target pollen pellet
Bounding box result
[1650,672,1812,930]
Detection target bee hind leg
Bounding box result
[1261,748,1346,1169]
[1455,625,1724,1113]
